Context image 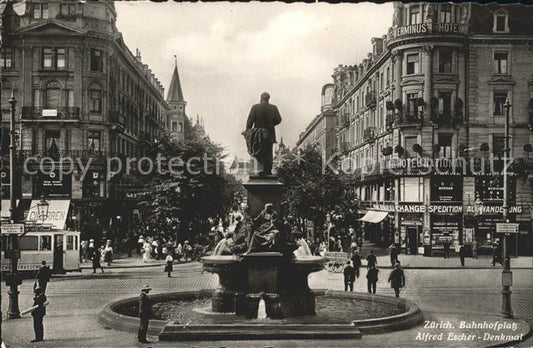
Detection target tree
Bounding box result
[277,144,359,243]
[138,131,243,244]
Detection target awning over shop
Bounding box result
[358,210,389,223]
[26,200,70,229]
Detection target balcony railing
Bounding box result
[363,127,376,142]
[395,112,422,126]
[22,107,80,120]
[431,112,462,125]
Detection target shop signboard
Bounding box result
[496,223,519,234]
[33,171,72,198]
[431,176,463,202]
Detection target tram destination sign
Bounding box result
[1,223,25,235]
[496,223,519,234]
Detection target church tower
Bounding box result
[167,57,188,141]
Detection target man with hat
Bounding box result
[138,285,152,343]
[31,286,47,342]
[388,262,406,298]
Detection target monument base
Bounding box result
[243,176,284,218]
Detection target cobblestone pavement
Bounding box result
[1,262,532,347]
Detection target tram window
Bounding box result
[75,236,79,250]
[66,236,74,250]
[40,236,52,251]
[1,235,8,251]
[19,236,39,251]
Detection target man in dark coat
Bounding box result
[443,240,450,259]
[459,244,466,267]
[366,266,379,294]
[244,92,282,176]
[31,287,47,342]
[389,245,398,267]
[388,263,405,298]
[138,285,152,344]
[36,261,51,293]
[343,261,356,291]
[351,250,362,278]
[366,250,377,269]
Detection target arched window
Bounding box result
[45,81,61,109]
[89,84,102,113]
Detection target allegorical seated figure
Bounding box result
[247,203,297,256]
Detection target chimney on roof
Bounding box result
[135,49,142,63]
[371,37,384,56]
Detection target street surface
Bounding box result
[1,254,532,347]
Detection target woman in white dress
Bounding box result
[142,238,152,263]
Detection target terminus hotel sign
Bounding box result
[370,204,524,214]
[388,22,468,39]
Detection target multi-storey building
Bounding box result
[0,1,193,242]
[299,2,533,256]
[296,84,337,160]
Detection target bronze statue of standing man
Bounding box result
[243,92,282,176]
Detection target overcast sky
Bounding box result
[115,2,394,160]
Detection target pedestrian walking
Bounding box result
[366,250,377,269]
[137,235,144,255]
[104,242,113,266]
[389,244,398,267]
[80,240,88,262]
[388,263,405,298]
[366,266,379,294]
[164,253,174,278]
[351,250,362,278]
[35,261,51,293]
[138,285,152,344]
[343,261,356,291]
[472,240,478,259]
[459,244,466,267]
[92,248,104,273]
[443,241,450,259]
[30,287,47,342]
[492,242,501,266]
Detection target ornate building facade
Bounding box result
[0,1,194,242]
[299,2,533,256]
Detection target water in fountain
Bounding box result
[257,298,267,319]
[293,237,313,258]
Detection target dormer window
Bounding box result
[493,10,509,33]
[409,6,421,25]
[440,4,452,23]
[33,3,49,19]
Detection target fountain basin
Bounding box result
[201,253,328,317]
[97,289,424,341]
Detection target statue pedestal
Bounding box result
[243,176,284,218]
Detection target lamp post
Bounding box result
[37,196,50,224]
[7,91,21,319]
[501,98,513,318]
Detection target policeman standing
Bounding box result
[138,285,152,344]
[31,287,47,342]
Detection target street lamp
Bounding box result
[6,91,21,319]
[501,98,513,318]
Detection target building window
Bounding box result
[492,134,505,158]
[406,54,419,75]
[493,91,508,116]
[438,134,453,158]
[493,10,509,33]
[45,130,61,156]
[60,3,76,16]
[42,48,67,70]
[493,52,508,74]
[45,82,61,109]
[88,131,101,152]
[89,85,102,113]
[178,123,183,132]
[438,91,452,119]
[386,66,390,86]
[407,93,418,116]
[409,6,421,25]
[172,121,178,132]
[438,49,453,73]
[90,49,103,72]
[33,3,49,19]
[1,48,13,69]
[440,4,452,23]
[405,135,418,158]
